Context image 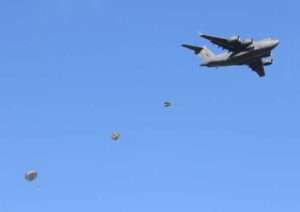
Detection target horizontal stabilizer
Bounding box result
[182,44,203,54]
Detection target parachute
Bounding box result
[164,101,171,107]
[111,132,120,141]
[25,170,38,182]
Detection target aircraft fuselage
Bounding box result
[203,38,279,67]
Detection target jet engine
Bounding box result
[243,38,253,46]
[262,58,273,66]
[229,35,240,42]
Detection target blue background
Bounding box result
[0,0,299,211]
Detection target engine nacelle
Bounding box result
[242,38,253,46]
[262,58,273,66]
[229,35,240,42]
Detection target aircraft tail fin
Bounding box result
[182,44,214,63]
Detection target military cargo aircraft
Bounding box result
[182,34,279,77]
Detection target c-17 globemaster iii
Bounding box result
[182,34,279,77]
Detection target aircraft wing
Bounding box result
[248,59,265,77]
[200,34,250,53]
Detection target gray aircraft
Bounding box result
[182,34,279,77]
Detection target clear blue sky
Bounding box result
[0,0,299,211]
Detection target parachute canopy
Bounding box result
[111,132,120,141]
[25,170,38,182]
